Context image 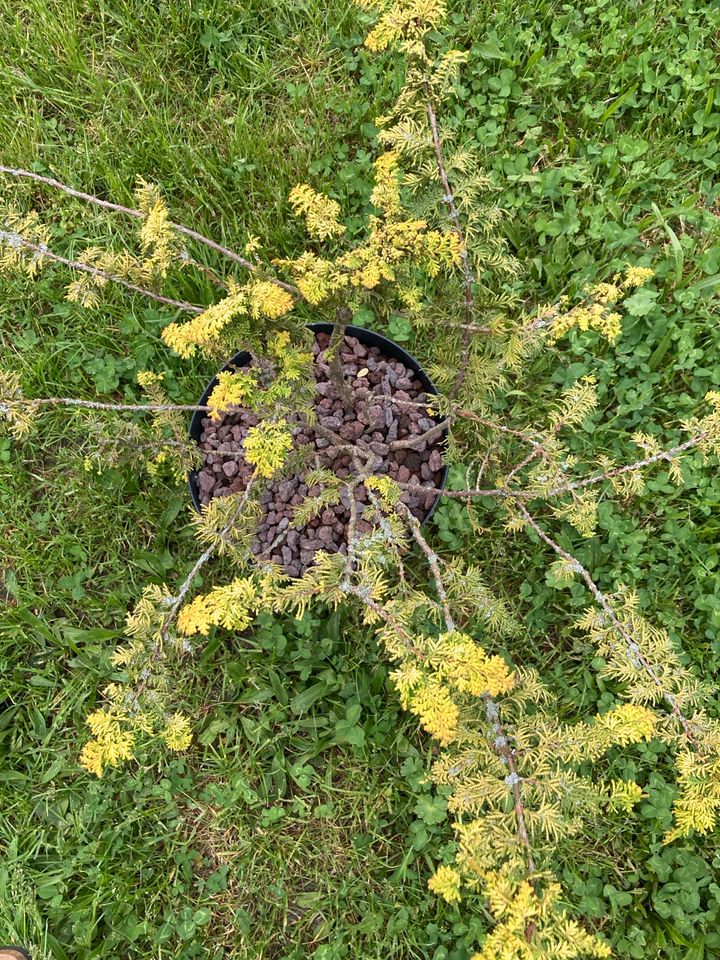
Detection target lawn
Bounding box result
[1,1,720,958]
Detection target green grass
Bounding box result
[1,0,720,958]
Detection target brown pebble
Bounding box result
[321,415,343,432]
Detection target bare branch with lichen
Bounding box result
[0,163,298,295]
[0,229,204,312]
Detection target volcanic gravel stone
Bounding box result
[195,332,445,576]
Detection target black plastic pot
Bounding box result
[188,322,448,521]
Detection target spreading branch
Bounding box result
[1,231,204,313]
[0,164,299,296]
[545,434,704,497]
[347,569,536,882]
[389,418,446,452]
[327,306,356,412]
[397,500,455,632]
[517,501,698,744]
[426,100,476,396]
[134,477,256,700]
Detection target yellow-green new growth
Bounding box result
[289,184,346,240]
[177,576,260,635]
[471,870,612,960]
[551,267,655,343]
[205,331,313,420]
[135,180,179,277]
[428,864,462,903]
[80,709,136,777]
[162,279,294,358]
[357,0,447,54]
[243,420,294,478]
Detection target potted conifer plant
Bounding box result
[2,1,720,957]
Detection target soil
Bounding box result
[195,331,444,577]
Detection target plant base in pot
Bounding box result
[188,323,448,577]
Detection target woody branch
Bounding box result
[0,164,299,296]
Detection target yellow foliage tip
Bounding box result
[596,703,657,745]
[623,265,654,288]
[408,677,459,746]
[434,631,515,698]
[162,290,247,358]
[79,709,136,778]
[247,280,294,319]
[134,181,177,275]
[289,184,346,240]
[361,0,448,53]
[177,577,259,636]
[207,370,255,419]
[162,713,193,751]
[609,779,644,813]
[365,475,401,504]
[428,865,462,904]
[370,151,402,216]
[137,370,165,389]
[665,751,720,840]
[472,871,613,960]
[244,233,262,256]
[79,739,106,778]
[243,421,294,478]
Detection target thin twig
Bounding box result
[23,398,230,414]
[455,322,492,334]
[397,501,454,631]
[505,446,545,486]
[384,508,530,872]
[0,164,299,295]
[482,696,536,877]
[396,480,513,500]
[546,435,703,496]
[1,232,204,313]
[517,501,697,745]
[343,583,425,659]
[257,522,291,561]
[454,410,546,448]
[389,419,446,452]
[13,395,702,511]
